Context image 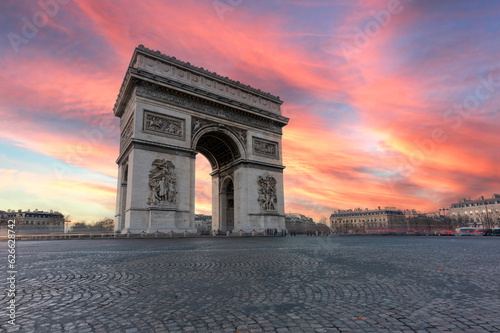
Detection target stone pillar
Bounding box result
[114,164,126,232]
[121,147,196,234]
[233,165,249,231]
[211,174,220,231]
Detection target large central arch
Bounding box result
[192,126,245,232]
[113,45,289,233]
[192,126,245,170]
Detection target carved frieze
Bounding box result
[191,117,247,146]
[120,116,134,149]
[134,46,283,116]
[136,84,282,134]
[253,137,279,159]
[191,117,213,134]
[147,159,176,206]
[143,110,185,140]
[233,128,247,146]
[258,174,277,211]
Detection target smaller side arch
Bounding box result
[219,176,235,233]
[220,174,235,193]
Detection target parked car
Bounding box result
[439,230,454,236]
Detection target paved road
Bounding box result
[1,236,499,332]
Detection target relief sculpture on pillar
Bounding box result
[257,174,277,211]
[147,159,177,205]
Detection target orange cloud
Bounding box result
[1,0,498,223]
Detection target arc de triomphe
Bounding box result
[113,45,289,233]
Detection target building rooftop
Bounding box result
[331,207,403,217]
[451,194,500,208]
[1,209,63,216]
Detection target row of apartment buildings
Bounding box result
[330,207,405,231]
[0,209,65,234]
[4,194,498,235]
[330,194,500,231]
[194,214,212,232]
[448,194,500,226]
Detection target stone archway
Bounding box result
[192,127,243,232]
[113,45,288,233]
[219,177,234,232]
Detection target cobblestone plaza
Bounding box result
[2,236,499,332]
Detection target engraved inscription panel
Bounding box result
[143,110,185,140]
[253,137,279,159]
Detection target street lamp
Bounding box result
[439,208,449,230]
[484,201,490,229]
[439,208,449,217]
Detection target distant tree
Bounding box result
[463,216,472,227]
[482,215,495,229]
[72,222,89,232]
[318,216,327,225]
[456,215,469,228]
[315,222,330,233]
[408,217,421,231]
[388,215,407,232]
[0,215,8,227]
[70,218,114,233]
[422,217,436,234]
[438,216,455,230]
[91,218,114,231]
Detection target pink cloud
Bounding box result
[1,0,498,222]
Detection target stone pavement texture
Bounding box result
[1,236,499,333]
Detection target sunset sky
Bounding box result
[1,0,499,222]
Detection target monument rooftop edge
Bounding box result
[113,45,288,123]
